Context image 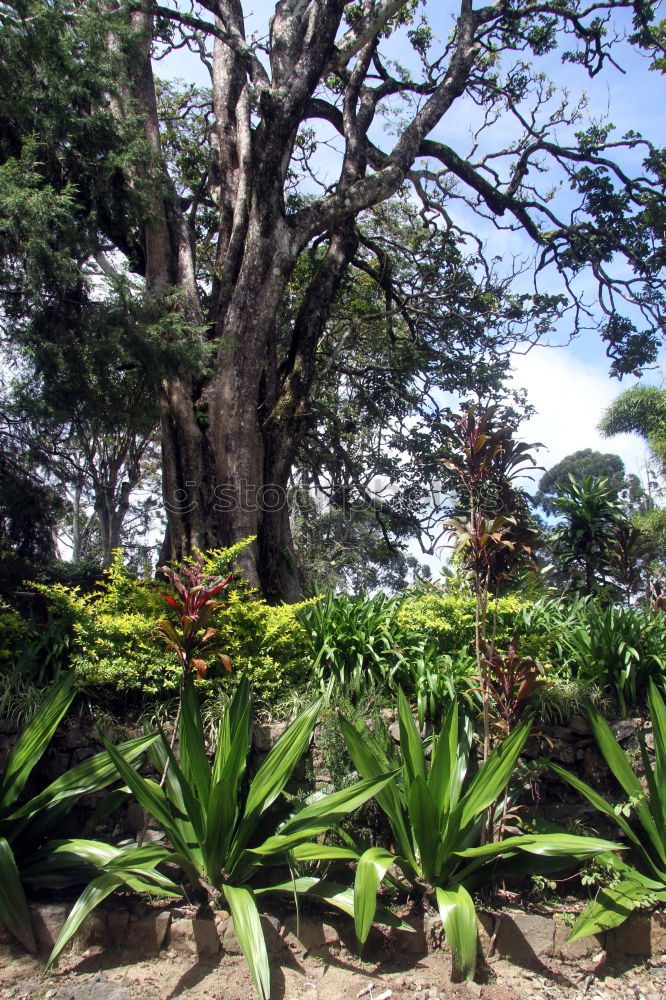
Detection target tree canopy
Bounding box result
[1,0,664,597]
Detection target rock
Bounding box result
[608,913,652,957]
[126,803,147,833]
[552,914,605,960]
[72,911,110,951]
[492,910,553,963]
[253,722,288,751]
[389,916,427,955]
[192,916,220,956]
[260,914,284,957]
[388,721,401,743]
[650,911,666,954]
[281,913,342,956]
[611,719,637,744]
[168,918,197,956]
[130,912,171,953]
[107,911,129,946]
[569,714,590,735]
[222,922,243,955]
[465,983,482,998]
[32,903,69,952]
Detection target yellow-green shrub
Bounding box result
[0,600,35,666]
[395,591,544,660]
[32,549,317,703]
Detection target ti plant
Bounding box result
[155,554,233,679]
[342,690,621,982]
[550,681,666,942]
[481,632,546,735]
[0,673,167,954]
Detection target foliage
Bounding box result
[550,475,627,595]
[342,691,620,981]
[550,682,666,942]
[559,601,666,716]
[155,554,232,680]
[31,549,313,703]
[87,677,397,1000]
[481,633,547,734]
[0,673,168,953]
[535,450,627,515]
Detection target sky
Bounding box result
[158,1,664,573]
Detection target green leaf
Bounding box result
[567,880,654,941]
[289,844,360,862]
[257,877,413,930]
[47,871,125,967]
[0,674,74,812]
[428,701,457,820]
[179,680,211,804]
[8,733,158,821]
[647,682,666,838]
[255,773,395,852]
[587,702,665,867]
[232,698,321,860]
[398,688,426,791]
[435,884,477,982]
[223,884,271,1000]
[455,833,622,863]
[0,836,35,952]
[102,738,192,859]
[203,776,235,887]
[408,775,439,883]
[354,847,395,947]
[340,714,415,865]
[455,718,531,833]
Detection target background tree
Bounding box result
[1,0,664,599]
[535,449,628,515]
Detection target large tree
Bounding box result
[1,0,664,599]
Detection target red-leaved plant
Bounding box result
[481,631,546,734]
[155,554,233,680]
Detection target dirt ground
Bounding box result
[1,941,665,1000]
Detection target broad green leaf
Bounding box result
[214,676,252,784]
[398,689,426,791]
[354,847,395,947]
[224,884,271,1000]
[408,775,439,883]
[0,673,75,811]
[0,836,35,952]
[47,871,125,967]
[102,739,192,860]
[548,761,644,851]
[148,733,201,865]
[8,733,158,820]
[179,680,211,804]
[257,877,414,930]
[587,703,665,867]
[455,833,621,863]
[232,698,321,859]
[289,844,360,862]
[340,714,415,865]
[203,776,235,887]
[648,682,666,838]
[567,880,654,941]
[428,702,457,820]
[435,884,477,982]
[454,718,531,834]
[256,773,395,849]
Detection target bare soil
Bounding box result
[1,940,665,1000]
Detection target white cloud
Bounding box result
[510,345,652,488]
